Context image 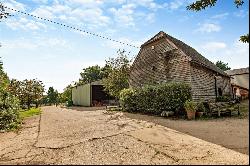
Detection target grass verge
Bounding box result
[1,108,41,132]
[19,108,42,119]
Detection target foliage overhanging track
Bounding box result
[3,5,140,49]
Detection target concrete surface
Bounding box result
[0,106,249,165]
[124,112,249,155]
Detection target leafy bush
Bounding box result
[0,91,20,131]
[66,100,73,107]
[184,100,196,112]
[195,101,205,112]
[216,95,231,102]
[119,83,191,115]
[119,88,137,112]
[1,59,20,131]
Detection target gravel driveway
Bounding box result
[0,106,248,165]
[124,113,249,155]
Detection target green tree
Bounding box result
[9,79,45,109]
[0,88,20,130]
[0,59,9,89]
[32,80,45,107]
[41,95,49,106]
[8,79,23,105]
[187,0,248,43]
[60,84,73,103]
[215,60,231,71]
[79,65,103,84]
[76,63,113,86]
[103,49,131,99]
[0,58,20,130]
[46,87,59,106]
[101,64,112,78]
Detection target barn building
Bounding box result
[129,31,232,101]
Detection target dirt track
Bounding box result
[0,106,248,165]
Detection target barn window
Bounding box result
[218,88,223,96]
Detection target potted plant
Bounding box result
[184,100,196,120]
[195,101,205,118]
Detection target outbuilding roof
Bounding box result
[225,67,249,76]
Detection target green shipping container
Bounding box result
[72,83,91,106]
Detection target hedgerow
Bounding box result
[0,90,20,131]
[119,82,192,115]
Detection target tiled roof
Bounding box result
[225,67,249,76]
[141,31,229,77]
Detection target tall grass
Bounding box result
[19,108,41,119]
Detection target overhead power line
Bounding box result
[3,5,140,49]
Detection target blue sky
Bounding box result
[0,0,249,92]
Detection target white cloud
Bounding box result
[32,0,48,4]
[5,17,47,31]
[131,0,166,10]
[211,13,229,19]
[108,0,166,11]
[67,0,104,8]
[3,1,49,31]
[39,37,71,48]
[44,3,71,14]
[145,13,155,23]
[2,37,72,50]
[201,42,227,53]
[225,40,249,58]
[26,22,41,30]
[163,0,195,11]
[27,2,110,29]
[233,10,249,18]
[195,23,221,33]
[114,0,189,12]
[71,7,110,27]
[3,0,167,32]
[4,0,111,32]
[105,0,169,28]
[198,40,249,69]
[109,4,137,27]
[102,36,143,50]
[31,8,55,19]
[109,1,163,27]
[4,0,26,11]
[168,0,184,10]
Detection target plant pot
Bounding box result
[186,111,196,120]
[196,112,204,118]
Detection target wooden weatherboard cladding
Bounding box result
[129,31,231,101]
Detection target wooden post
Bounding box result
[238,105,240,116]
[214,75,217,100]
